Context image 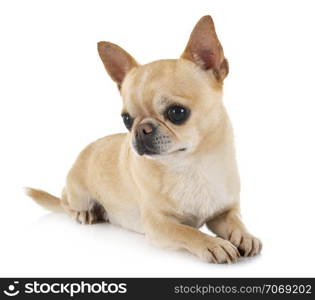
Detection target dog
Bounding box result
[26,16,262,263]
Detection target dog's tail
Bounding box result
[25,187,63,212]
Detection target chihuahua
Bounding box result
[27,16,262,263]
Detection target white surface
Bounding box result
[1,0,315,277]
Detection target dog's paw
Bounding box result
[229,229,262,257]
[76,211,97,225]
[199,237,240,264]
[75,201,108,225]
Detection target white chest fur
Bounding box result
[166,147,240,227]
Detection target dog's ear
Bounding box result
[181,15,228,81]
[97,41,138,89]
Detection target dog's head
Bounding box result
[98,16,228,159]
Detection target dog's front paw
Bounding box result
[229,229,262,257]
[199,237,240,264]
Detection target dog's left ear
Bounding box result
[181,15,228,82]
[98,41,138,89]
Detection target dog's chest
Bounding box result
[167,154,238,227]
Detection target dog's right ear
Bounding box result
[97,42,138,89]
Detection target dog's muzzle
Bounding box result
[134,123,158,156]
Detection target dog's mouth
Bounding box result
[134,138,159,156]
[133,138,186,156]
[133,130,188,156]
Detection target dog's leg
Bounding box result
[206,206,262,257]
[61,187,108,225]
[142,209,240,263]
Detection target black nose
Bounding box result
[137,123,155,136]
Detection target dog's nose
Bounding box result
[138,123,155,135]
[134,122,157,155]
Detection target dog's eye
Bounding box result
[121,113,133,130]
[166,105,190,125]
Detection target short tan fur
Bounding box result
[27,16,261,263]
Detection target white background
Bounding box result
[1,0,315,277]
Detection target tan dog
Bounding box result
[26,16,262,263]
